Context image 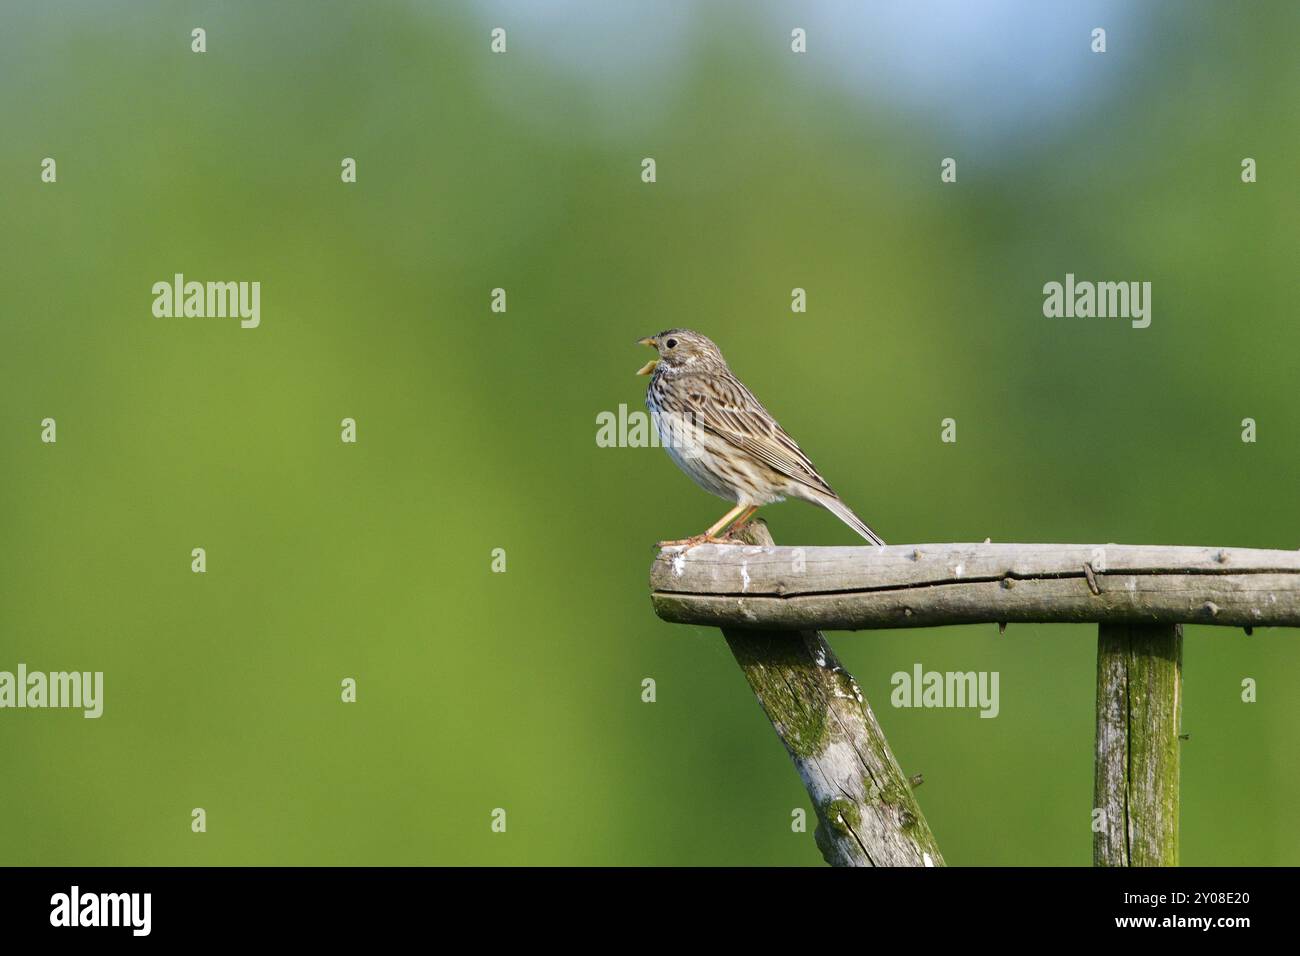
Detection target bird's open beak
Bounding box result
[636,336,658,375]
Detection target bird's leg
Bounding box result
[657,502,749,548]
[703,503,750,540]
[718,505,759,538]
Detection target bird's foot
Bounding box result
[656,533,734,549]
[657,534,707,548]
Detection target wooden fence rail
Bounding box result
[649,531,1300,866]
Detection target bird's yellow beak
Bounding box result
[636,336,658,375]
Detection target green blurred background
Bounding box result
[1,0,1297,865]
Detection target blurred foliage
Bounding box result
[1,1,1296,865]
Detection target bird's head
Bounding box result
[635,329,723,376]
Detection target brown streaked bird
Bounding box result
[636,329,885,547]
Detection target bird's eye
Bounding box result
[665,338,677,349]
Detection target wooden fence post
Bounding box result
[1093,622,1183,866]
[711,520,942,867]
[651,539,1297,864]
[649,543,1300,630]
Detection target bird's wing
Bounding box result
[686,370,838,498]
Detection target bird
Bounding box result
[636,329,885,547]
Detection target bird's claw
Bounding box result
[656,533,734,549]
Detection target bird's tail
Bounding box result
[814,493,887,547]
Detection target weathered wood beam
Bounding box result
[650,542,1300,631]
[713,521,942,867]
[1093,622,1183,866]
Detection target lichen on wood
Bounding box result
[1093,622,1182,866]
[715,521,944,867]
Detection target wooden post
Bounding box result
[1093,622,1183,866]
[650,542,1300,630]
[649,539,1293,865]
[717,521,943,867]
